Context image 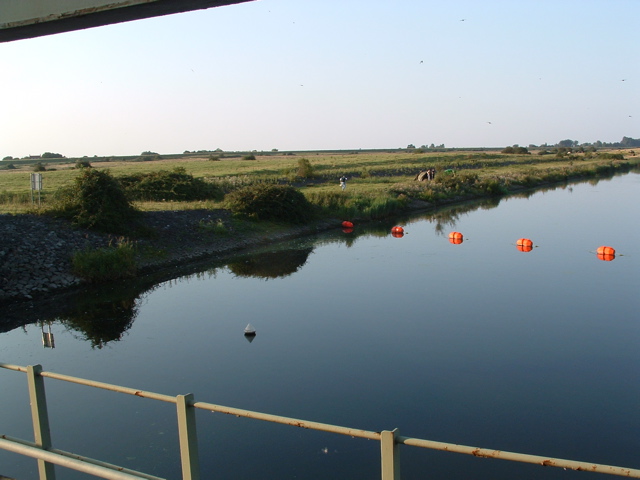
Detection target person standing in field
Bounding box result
[339,175,348,191]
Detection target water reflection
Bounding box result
[228,247,314,279]
[59,295,138,348]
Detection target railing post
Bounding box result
[177,393,200,480]
[27,364,56,480]
[380,428,400,480]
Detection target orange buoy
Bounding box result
[341,221,354,229]
[448,232,463,244]
[391,226,404,234]
[516,238,533,252]
[391,231,404,238]
[597,253,615,261]
[596,246,615,256]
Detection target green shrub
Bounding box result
[71,238,136,282]
[75,160,92,169]
[49,169,138,232]
[118,167,223,201]
[242,154,256,161]
[477,178,507,196]
[598,153,624,160]
[297,158,314,178]
[225,184,314,224]
[33,162,46,172]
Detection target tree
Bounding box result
[621,136,640,147]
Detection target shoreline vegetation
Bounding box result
[1,147,638,298]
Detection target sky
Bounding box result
[1,0,638,158]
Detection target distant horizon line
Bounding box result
[4,143,636,161]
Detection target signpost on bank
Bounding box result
[30,172,43,206]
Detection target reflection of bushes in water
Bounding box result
[228,247,313,279]
[59,293,139,349]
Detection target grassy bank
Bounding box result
[0,148,638,219]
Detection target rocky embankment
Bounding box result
[0,211,334,305]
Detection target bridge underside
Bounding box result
[0,0,252,42]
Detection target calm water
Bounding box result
[1,173,639,480]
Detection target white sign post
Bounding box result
[30,173,43,205]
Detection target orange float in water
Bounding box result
[391,226,404,238]
[596,246,615,256]
[596,246,615,261]
[341,221,354,229]
[448,231,463,244]
[516,238,533,252]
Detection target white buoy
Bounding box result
[244,323,256,336]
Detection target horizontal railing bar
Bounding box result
[0,362,26,372]
[0,362,175,403]
[192,401,381,441]
[397,436,640,478]
[42,371,176,404]
[1,435,165,480]
[0,437,165,480]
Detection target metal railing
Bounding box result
[1,362,639,480]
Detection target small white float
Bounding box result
[244,323,256,336]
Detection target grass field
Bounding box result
[1,148,638,215]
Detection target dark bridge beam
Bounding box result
[0,0,253,43]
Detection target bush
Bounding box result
[71,238,136,282]
[75,160,92,169]
[598,153,624,160]
[33,162,46,172]
[297,158,314,178]
[118,167,223,201]
[502,146,529,154]
[243,154,256,161]
[225,184,314,223]
[50,169,138,232]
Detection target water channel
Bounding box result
[1,173,639,480]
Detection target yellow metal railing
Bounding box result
[1,362,639,480]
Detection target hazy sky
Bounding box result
[1,0,638,158]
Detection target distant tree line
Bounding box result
[533,136,640,149]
